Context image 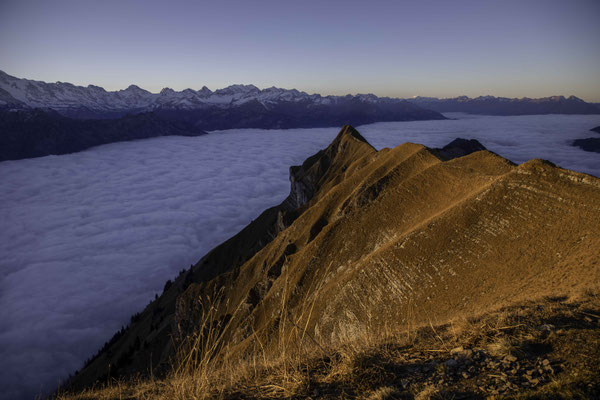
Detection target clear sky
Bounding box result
[1,0,599,101]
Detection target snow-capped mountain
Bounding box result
[0,71,451,161]
[2,70,599,120]
[0,70,399,117]
[0,70,448,132]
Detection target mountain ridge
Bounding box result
[3,71,598,121]
[63,125,600,397]
[408,95,600,115]
[0,70,445,123]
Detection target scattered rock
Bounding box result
[445,359,458,368]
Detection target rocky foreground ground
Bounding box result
[57,291,599,399]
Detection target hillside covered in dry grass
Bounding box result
[59,126,600,399]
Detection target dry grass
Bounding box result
[414,384,439,400]
[56,292,600,400]
[486,336,516,358]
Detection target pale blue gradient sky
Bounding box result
[1,0,599,100]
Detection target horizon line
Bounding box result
[2,69,599,103]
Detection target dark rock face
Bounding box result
[572,137,600,153]
[435,138,487,160]
[409,95,600,115]
[0,109,207,161]
[591,126,600,134]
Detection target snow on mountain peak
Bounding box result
[214,84,260,96]
[0,72,387,112]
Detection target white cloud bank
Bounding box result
[1,113,599,399]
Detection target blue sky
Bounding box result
[1,0,599,100]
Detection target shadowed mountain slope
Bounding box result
[65,126,600,395]
[0,108,207,161]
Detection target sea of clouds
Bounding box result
[1,113,599,399]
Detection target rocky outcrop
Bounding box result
[284,126,375,209]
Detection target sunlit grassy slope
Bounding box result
[60,126,600,399]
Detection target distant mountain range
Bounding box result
[2,71,598,120]
[408,95,600,115]
[0,71,444,127]
[0,71,450,161]
[2,70,599,162]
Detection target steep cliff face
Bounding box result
[285,127,375,209]
[67,126,600,392]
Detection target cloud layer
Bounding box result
[1,113,599,399]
